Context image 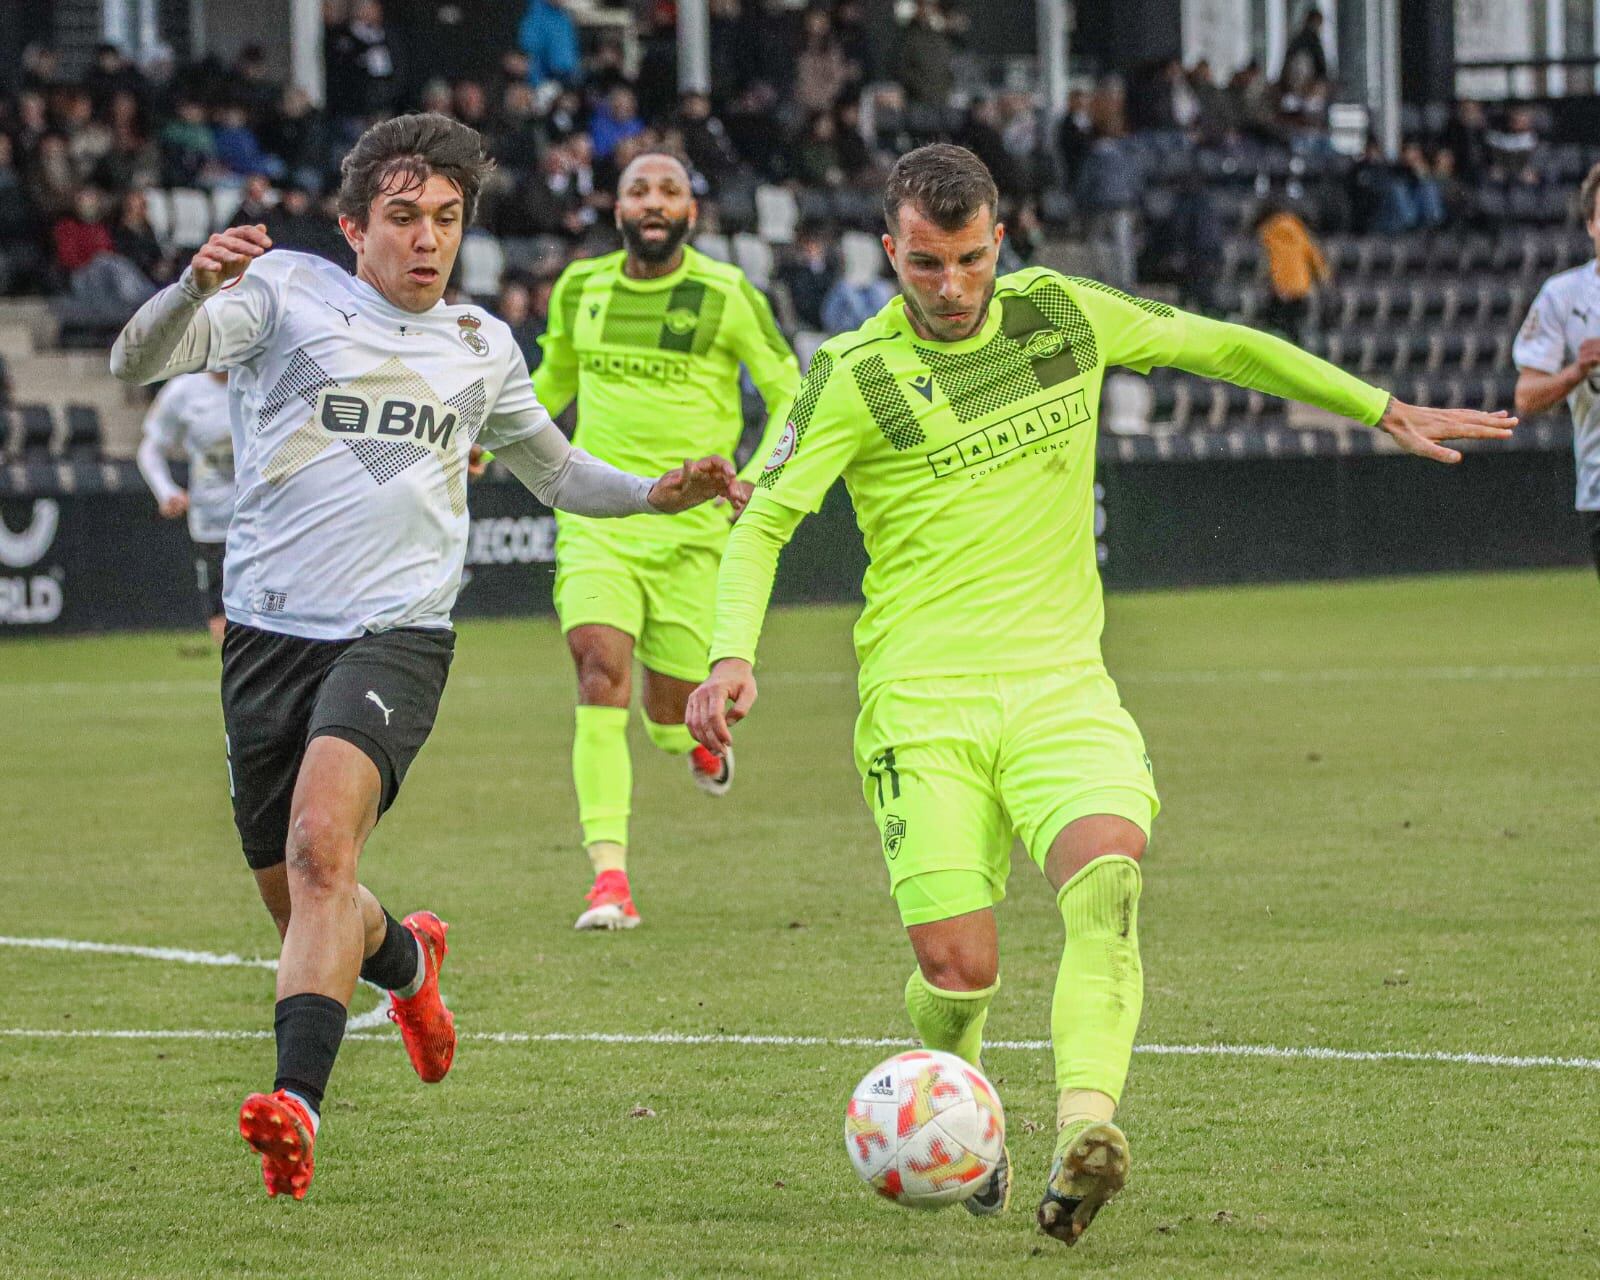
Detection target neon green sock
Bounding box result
[643,716,695,756]
[1051,855,1143,1104]
[904,968,998,1067]
[573,705,631,848]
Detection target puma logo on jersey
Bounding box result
[324,301,357,325]
[315,387,459,455]
[365,690,394,725]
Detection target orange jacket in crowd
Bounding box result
[1258,209,1330,301]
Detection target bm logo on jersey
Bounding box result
[315,388,459,455]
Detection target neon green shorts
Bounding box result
[852,666,1159,927]
[553,525,722,683]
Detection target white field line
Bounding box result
[4,934,1598,1073]
[0,1025,1595,1073]
[5,664,1600,702]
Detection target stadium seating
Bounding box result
[61,405,104,461]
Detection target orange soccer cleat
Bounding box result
[689,743,734,797]
[386,910,456,1084]
[574,868,641,931]
[239,1089,317,1200]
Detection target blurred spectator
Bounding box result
[230,174,278,227]
[960,99,1023,199]
[1164,169,1225,312]
[833,0,877,88]
[676,93,739,192]
[260,87,331,191]
[232,45,283,124]
[1399,141,1447,231]
[492,81,548,168]
[159,98,219,187]
[897,1,955,107]
[111,189,174,285]
[1487,106,1542,185]
[13,92,50,162]
[27,134,78,220]
[84,44,144,114]
[794,8,850,115]
[452,79,492,132]
[1256,198,1328,342]
[1075,93,1144,289]
[1281,7,1329,84]
[21,44,63,94]
[1444,99,1488,184]
[212,104,282,179]
[94,92,160,194]
[634,21,678,121]
[590,87,644,163]
[832,100,877,183]
[1056,88,1093,184]
[823,240,894,333]
[52,188,114,273]
[59,90,113,184]
[326,0,404,120]
[725,83,783,178]
[494,276,546,365]
[778,222,838,330]
[520,0,582,88]
[1188,61,1230,139]
[795,113,843,188]
[0,134,43,293]
[1227,61,1282,145]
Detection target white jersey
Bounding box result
[200,250,551,638]
[137,373,235,543]
[1513,261,1600,510]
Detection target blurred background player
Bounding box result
[533,151,800,931]
[688,144,1514,1246]
[1514,162,1600,578]
[110,113,734,1199]
[135,370,234,647]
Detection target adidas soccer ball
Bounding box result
[844,1049,1006,1209]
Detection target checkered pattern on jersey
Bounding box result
[852,354,926,449]
[258,348,337,433]
[1027,282,1100,373]
[1063,276,1177,318]
[757,349,833,489]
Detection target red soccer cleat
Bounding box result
[239,1089,316,1200]
[574,868,641,931]
[386,910,456,1083]
[689,743,734,797]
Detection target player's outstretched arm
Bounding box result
[647,456,739,513]
[110,225,272,384]
[493,432,735,517]
[1513,339,1600,418]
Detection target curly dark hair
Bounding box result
[336,112,495,227]
[882,143,998,234]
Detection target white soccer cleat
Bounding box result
[689,744,733,797]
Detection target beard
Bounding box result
[620,213,692,264]
[901,275,996,342]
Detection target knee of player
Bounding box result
[576,660,630,705]
[918,945,998,993]
[284,813,359,896]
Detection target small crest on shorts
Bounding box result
[883,814,906,859]
[457,313,490,356]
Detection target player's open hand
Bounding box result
[189,224,271,294]
[158,492,189,519]
[648,455,736,513]
[1377,399,1516,465]
[686,658,757,754]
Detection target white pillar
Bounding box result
[1546,0,1566,97]
[289,0,324,107]
[678,0,710,96]
[1037,0,1070,133]
[102,0,133,48]
[1265,0,1288,78]
[1376,0,1399,156]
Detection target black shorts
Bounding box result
[1583,512,1600,578]
[221,622,456,869]
[193,540,225,619]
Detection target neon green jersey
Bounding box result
[533,245,801,547]
[712,266,1390,693]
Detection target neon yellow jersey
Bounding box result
[533,245,800,548]
[717,266,1389,692]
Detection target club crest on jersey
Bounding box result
[457,314,490,356]
[315,387,459,455]
[764,421,798,470]
[883,814,906,859]
[664,306,698,336]
[1023,328,1065,360]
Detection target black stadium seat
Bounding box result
[16,403,53,460]
[62,405,103,460]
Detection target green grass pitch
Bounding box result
[1,570,1597,1278]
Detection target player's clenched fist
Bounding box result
[647,455,737,513]
[686,657,758,754]
[189,223,272,293]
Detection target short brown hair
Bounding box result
[1582,162,1600,224]
[882,143,998,233]
[337,113,495,227]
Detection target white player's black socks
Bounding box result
[273,993,346,1116]
[359,908,422,993]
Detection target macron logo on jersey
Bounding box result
[314,387,459,456]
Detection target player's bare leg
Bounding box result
[568,624,641,929]
[643,668,731,797]
[905,905,1009,1215]
[1035,814,1146,1245]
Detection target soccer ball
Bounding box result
[844,1049,1006,1209]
